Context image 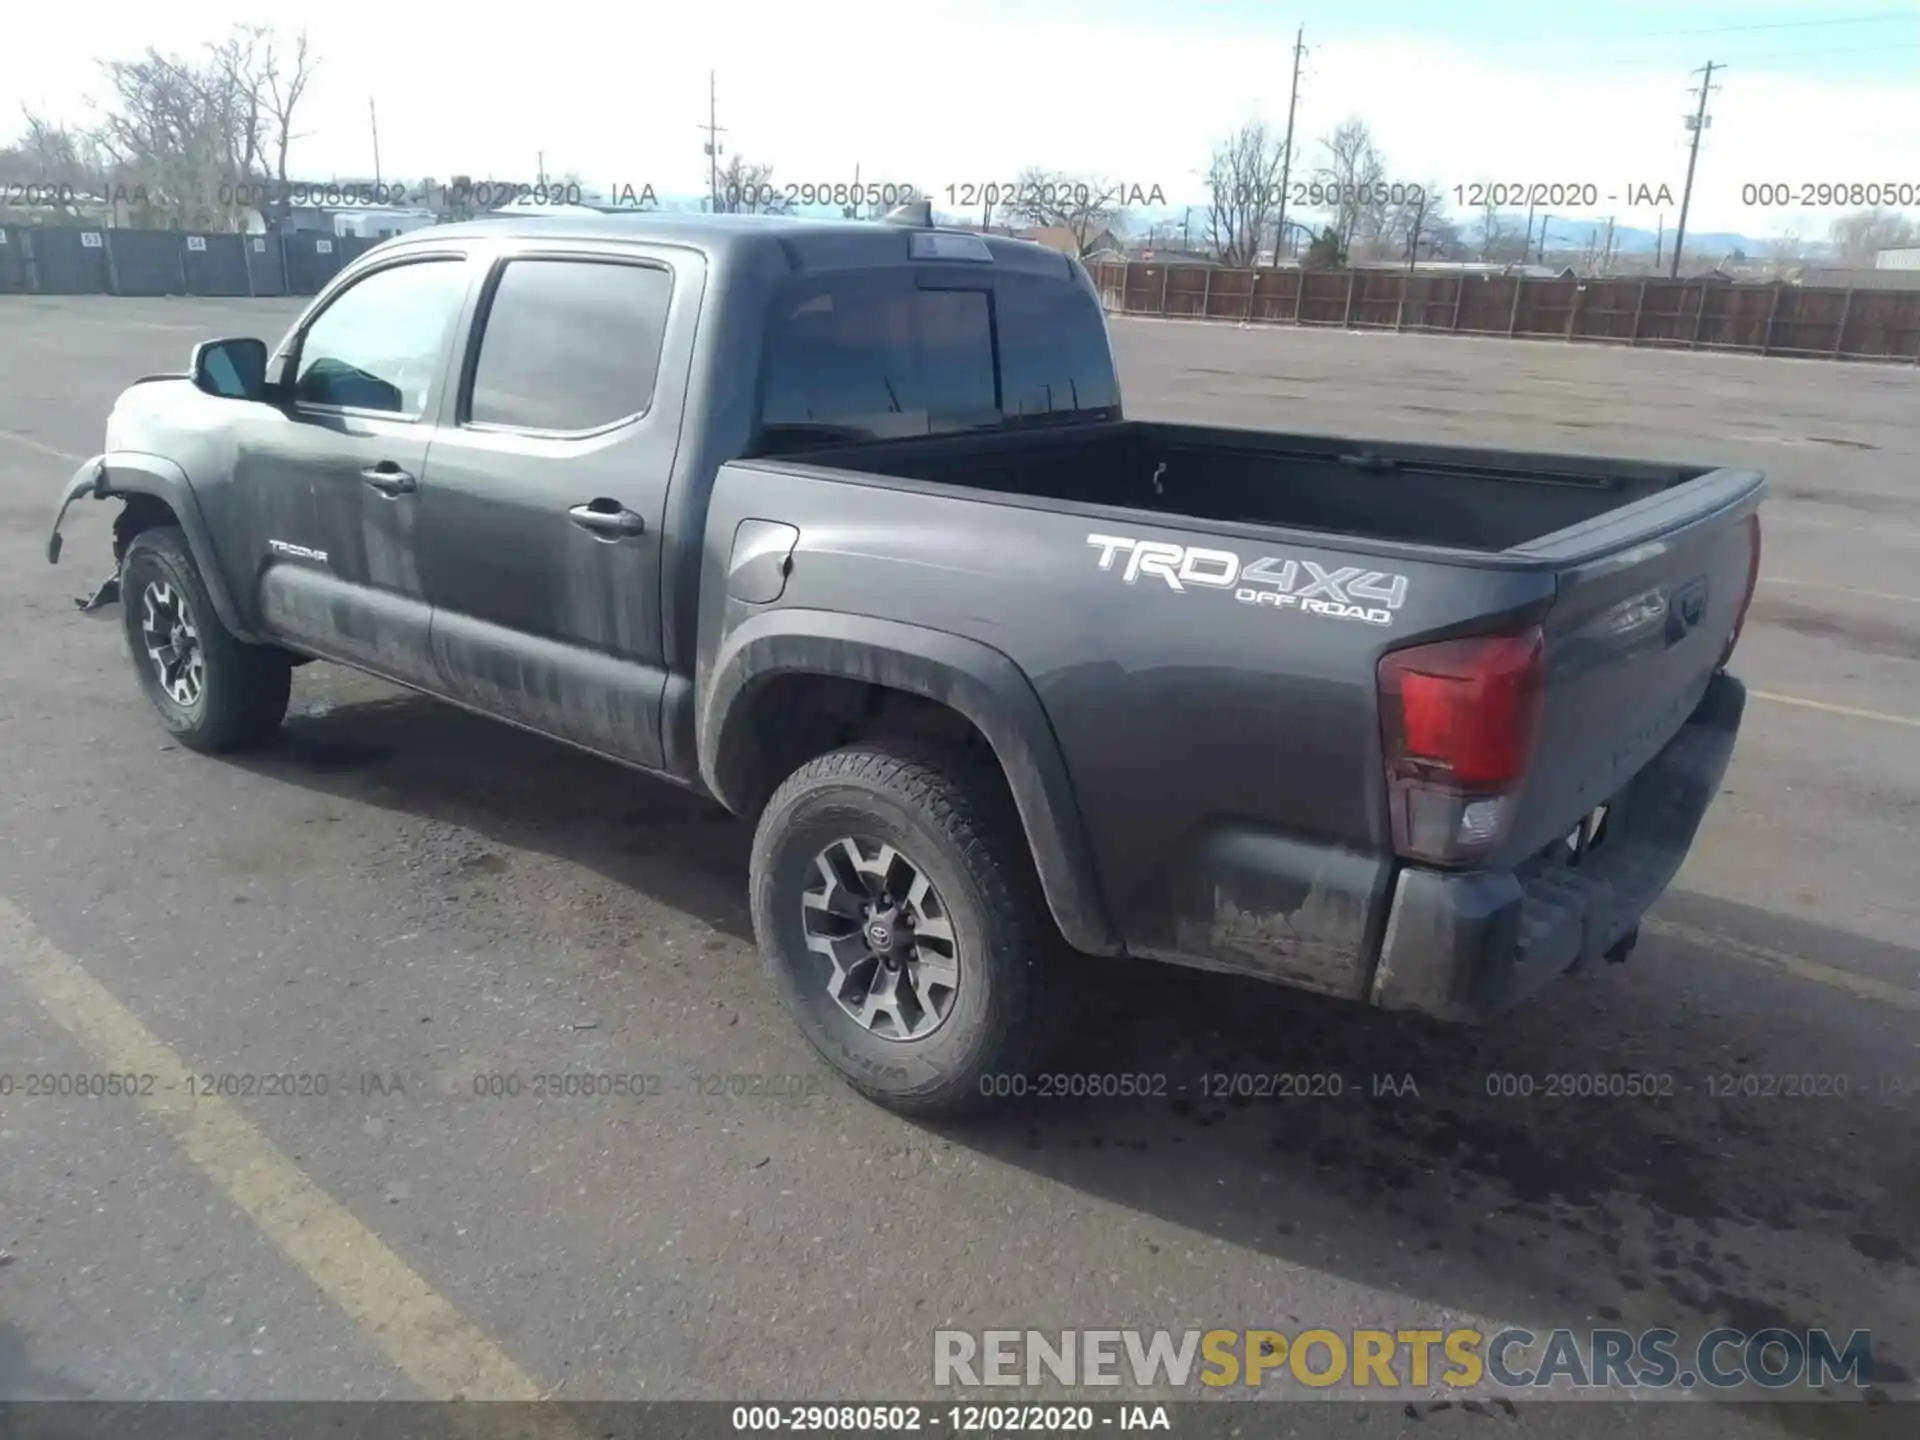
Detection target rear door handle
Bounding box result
[568,502,646,538]
[360,463,416,496]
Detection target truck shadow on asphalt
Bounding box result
[242,687,1919,1396]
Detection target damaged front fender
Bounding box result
[43,451,260,639]
[46,456,108,565]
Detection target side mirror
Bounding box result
[191,337,270,401]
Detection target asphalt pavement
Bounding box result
[0,296,1915,1436]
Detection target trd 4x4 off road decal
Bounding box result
[1087,533,1408,627]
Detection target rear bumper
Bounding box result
[1368,671,1746,1022]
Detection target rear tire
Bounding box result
[120,526,291,753]
[749,741,1057,1118]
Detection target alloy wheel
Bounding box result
[801,836,960,1040]
[140,579,205,708]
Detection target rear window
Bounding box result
[755,268,1118,453]
[468,258,672,432]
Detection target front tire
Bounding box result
[120,526,291,753]
[749,741,1056,1118]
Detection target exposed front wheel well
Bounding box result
[113,493,185,564]
[109,492,302,660]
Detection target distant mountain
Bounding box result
[1123,208,1828,263]
[1518,217,1803,259]
[576,194,1818,264]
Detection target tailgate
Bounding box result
[1498,467,1763,863]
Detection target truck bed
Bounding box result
[717,409,1761,1002]
[771,420,1717,553]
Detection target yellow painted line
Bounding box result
[1751,689,1920,730]
[1645,917,1920,1013]
[0,897,543,1402]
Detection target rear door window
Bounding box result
[467,258,673,433]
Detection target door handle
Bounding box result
[360,463,416,496]
[568,502,646,538]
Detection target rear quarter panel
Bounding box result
[698,462,1557,998]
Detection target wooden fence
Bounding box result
[1088,262,1920,364]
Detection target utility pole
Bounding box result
[1655,213,1664,269]
[369,98,382,188]
[1539,213,1551,265]
[537,150,545,187]
[698,70,729,213]
[1672,61,1721,279]
[1272,24,1306,265]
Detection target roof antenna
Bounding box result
[883,197,933,228]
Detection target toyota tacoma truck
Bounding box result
[47,206,1763,1116]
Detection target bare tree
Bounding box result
[0,109,106,216]
[204,27,269,213]
[259,28,317,230]
[715,154,793,215]
[95,47,224,228]
[1762,226,1806,277]
[91,24,318,231]
[1000,167,1124,256]
[1764,227,1803,260]
[1381,182,1462,263]
[1473,194,1502,260]
[1828,207,1918,266]
[1302,225,1345,269]
[1470,193,1530,264]
[1313,118,1387,256]
[1203,118,1287,266]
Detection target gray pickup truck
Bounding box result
[48,208,1763,1115]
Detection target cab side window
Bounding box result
[293,259,468,417]
[466,258,674,433]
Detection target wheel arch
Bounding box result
[699,610,1122,956]
[101,454,260,641]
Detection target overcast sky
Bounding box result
[7,0,1918,235]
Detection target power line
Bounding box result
[697,70,728,213]
[1403,15,1919,54]
[1671,60,1722,279]
[1638,11,1920,38]
[1272,25,1306,266]
[1723,37,1920,60]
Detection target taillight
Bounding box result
[1719,512,1762,670]
[1378,626,1545,866]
